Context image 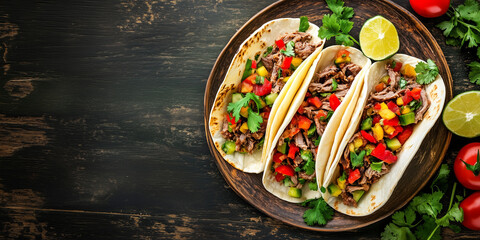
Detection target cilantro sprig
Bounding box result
[301,197,334,226]
[227,93,263,132]
[415,59,439,85]
[381,164,464,240]
[437,0,480,85]
[280,41,295,57]
[318,0,359,46]
[299,16,310,32]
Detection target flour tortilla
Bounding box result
[208,18,324,173]
[262,46,371,202]
[321,54,446,216]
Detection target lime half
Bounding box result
[359,16,399,61]
[443,91,480,138]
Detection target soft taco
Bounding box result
[209,18,325,173]
[262,46,371,202]
[321,54,446,216]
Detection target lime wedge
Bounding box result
[443,91,480,138]
[359,16,399,61]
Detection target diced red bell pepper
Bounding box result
[361,130,377,143]
[253,79,272,96]
[374,103,382,110]
[287,143,299,159]
[371,143,387,159]
[297,115,312,130]
[336,49,350,59]
[273,152,287,163]
[348,168,361,184]
[383,115,399,126]
[297,101,308,114]
[373,115,381,125]
[305,92,312,98]
[393,61,402,72]
[387,101,401,115]
[307,96,322,108]
[402,90,413,105]
[243,74,257,85]
[281,56,293,70]
[382,151,398,164]
[226,113,238,125]
[410,88,422,100]
[388,126,403,139]
[275,165,295,177]
[275,39,286,50]
[397,125,413,144]
[275,172,285,182]
[251,60,257,69]
[329,94,341,111]
[316,110,326,119]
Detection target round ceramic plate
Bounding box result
[204,0,452,231]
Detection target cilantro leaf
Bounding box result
[326,0,353,19]
[350,150,365,168]
[435,202,463,227]
[302,198,334,226]
[468,61,480,85]
[431,164,450,192]
[458,0,480,26]
[414,215,441,240]
[436,20,455,37]
[263,46,273,57]
[280,41,295,57]
[303,159,315,175]
[415,59,439,85]
[227,93,263,132]
[332,79,338,91]
[318,0,358,46]
[319,14,340,40]
[381,223,416,240]
[299,16,309,32]
[411,191,444,218]
[339,18,353,33]
[247,108,263,133]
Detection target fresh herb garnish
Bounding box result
[280,41,295,57]
[255,75,265,84]
[277,69,283,79]
[320,92,332,97]
[303,159,315,175]
[400,77,407,89]
[299,16,310,32]
[381,164,464,240]
[227,93,263,132]
[314,137,321,146]
[301,198,334,226]
[242,59,253,80]
[309,182,318,191]
[409,100,422,111]
[437,0,480,85]
[350,150,365,168]
[318,0,358,46]
[461,150,480,176]
[415,59,439,85]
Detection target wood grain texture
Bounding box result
[205,0,452,231]
[0,0,478,239]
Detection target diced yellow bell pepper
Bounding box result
[383,125,395,135]
[257,66,268,77]
[354,137,363,149]
[379,109,396,120]
[380,75,390,84]
[335,56,351,65]
[349,143,355,153]
[372,123,384,141]
[380,102,388,110]
[329,184,342,197]
[365,144,376,155]
[283,76,290,83]
[401,64,416,78]
[240,107,249,118]
[240,122,249,133]
[402,106,411,114]
[337,178,346,190]
[258,98,266,108]
[396,97,404,106]
[291,57,303,68]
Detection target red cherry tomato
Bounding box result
[460,191,480,231]
[409,0,450,18]
[454,143,480,190]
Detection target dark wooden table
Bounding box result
[0,0,479,239]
